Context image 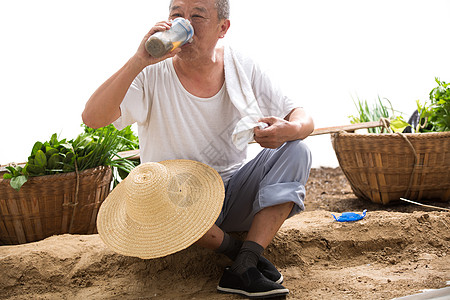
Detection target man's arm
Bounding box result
[82,59,146,129]
[82,21,180,129]
[253,107,314,149]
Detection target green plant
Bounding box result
[349,96,396,133]
[3,125,139,191]
[3,134,74,190]
[349,96,411,133]
[81,124,139,150]
[416,78,450,132]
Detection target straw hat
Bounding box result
[96,159,224,259]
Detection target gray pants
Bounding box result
[215,140,312,232]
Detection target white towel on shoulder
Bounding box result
[224,46,267,150]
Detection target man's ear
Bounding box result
[219,19,231,38]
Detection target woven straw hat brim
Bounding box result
[97,160,224,259]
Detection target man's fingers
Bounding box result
[254,123,274,138]
[144,21,172,39]
[258,116,278,125]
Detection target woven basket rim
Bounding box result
[0,165,110,185]
[335,131,450,139]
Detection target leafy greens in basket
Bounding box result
[348,96,404,133]
[415,78,450,132]
[349,77,449,133]
[3,125,138,191]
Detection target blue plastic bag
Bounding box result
[332,209,367,222]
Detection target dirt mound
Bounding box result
[1,168,449,299]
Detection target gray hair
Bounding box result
[169,0,230,20]
[215,0,230,20]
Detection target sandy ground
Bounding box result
[0,167,449,299]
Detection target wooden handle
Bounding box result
[310,120,388,136]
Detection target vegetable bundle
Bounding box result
[3,125,139,191]
[416,78,450,132]
[349,77,449,133]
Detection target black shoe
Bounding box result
[217,267,289,299]
[258,256,283,284]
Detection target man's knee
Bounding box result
[283,140,312,168]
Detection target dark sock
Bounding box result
[215,232,243,261]
[230,240,264,275]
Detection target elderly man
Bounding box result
[83,0,313,298]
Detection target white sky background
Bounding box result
[1,0,449,168]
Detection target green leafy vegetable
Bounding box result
[416,78,450,132]
[3,125,139,191]
[349,96,401,133]
[10,175,28,191]
[349,78,449,134]
[390,117,411,133]
[35,150,47,168]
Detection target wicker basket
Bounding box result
[0,166,112,245]
[332,131,450,204]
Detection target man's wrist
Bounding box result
[128,54,149,73]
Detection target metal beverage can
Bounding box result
[145,18,194,58]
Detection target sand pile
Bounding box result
[1,168,449,299]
